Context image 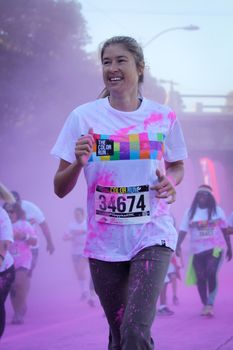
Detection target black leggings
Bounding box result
[0,265,15,338]
[193,249,222,306]
[89,245,172,350]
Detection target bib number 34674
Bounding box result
[95,185,151,225]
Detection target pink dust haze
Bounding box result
[1,27,233,350]
[1,135,233,350]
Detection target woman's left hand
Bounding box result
[150,169,176,204]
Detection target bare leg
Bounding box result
[10,268,30,324]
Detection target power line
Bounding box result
[83,9,233,17]
[82,0,128,32]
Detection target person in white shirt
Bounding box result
[63,207,95,306]
[157,253,182,316]
[176,184,232,317]
[3,202,37,325]
[0,207,15,337]
[11,191,55,275]
[0,182,15,337]
[52,36,187,349]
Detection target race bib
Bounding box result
[95,185,151,225]
[198,227,214,238]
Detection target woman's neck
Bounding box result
[108,94,141,112]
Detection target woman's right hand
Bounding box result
[75,128,94,166]
[54,127,94,198]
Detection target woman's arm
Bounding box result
[221,227,232,261]
[0,240,11,267]
[54,129,94,198]
[165,160,185,186]
[175,230,187,257]
[54,159,83,198]
[150,160,184,204]
[227,226,233,235]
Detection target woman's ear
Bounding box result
[138,62,145,78]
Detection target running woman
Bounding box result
[4,202,37,324]
[0,207,15,337]
[176,185,232,317]
[52,36,187,349]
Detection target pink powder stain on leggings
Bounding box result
[115,304,125,323]
[145,260,149,274]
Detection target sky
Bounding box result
[77,0,233,111]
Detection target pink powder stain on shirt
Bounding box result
[10,220,35,269]
[143,113,163,130]
[168,111,176,122]
[88,218,107,239]
[87,172,116,236]
[86,198,113,240]
[110,125,137,142]
[87,230,98,240]
[88,171,116,195]
[168,111,176,125]
[155,199,169,216]
[115,125,136,136]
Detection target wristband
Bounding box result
[0,254,5,260]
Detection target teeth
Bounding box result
[110,77,121,81]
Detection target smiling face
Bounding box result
[101,43,143,98]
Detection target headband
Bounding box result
[196,187,213,195]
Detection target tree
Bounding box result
[0,0,101,140]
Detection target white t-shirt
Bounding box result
[179,206,226,254]
[10,220,37,270]
[51,97,187,261]
[21,200,45,249]
[0,207,14,272]
[68,220,87,255]
[21,200,45,224]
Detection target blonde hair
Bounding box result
[99,36,145,98]
[0,183,16,204]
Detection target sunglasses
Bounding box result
[7,210,15,214]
